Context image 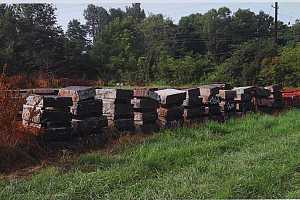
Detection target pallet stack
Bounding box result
[232,86,256,114]
[218,89,237,119]
[132,88,160,133]
[22,95,72,140]
[58,86,107,137]
[95,89,134,132]
[182,88,204,123]
[155,89,186,128]
[199,85,222,121]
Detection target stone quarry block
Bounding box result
[202,95,221,105]
[235,93,252,101]
[269,92,283,99]
[218,90,237,100]
[183,107,204,119]
[210,83,232,90]
[220,101,236,113]
[155,89,186,106]
[233,86,256,95]
[236,101,252,113]
[71,99,102,118]
[26,95,73,108]
[22,105,71,124]
[71,116,108,136]
[22,120,70,129]
[256,98,275,107]
[31,88,59,95]
[158,106,184,121]
[131,98,158,111]
[255,87,271,98]
[102,100,133,115]
[133,88,160,101]
[58,86,95,102]
[95,88,133,100]
[108,118,135,131]
[199,85,220,96]
[265,84,283,93]
[134,112,158,122]
[184,88,200,99]
[182,97,203,107]
[208,105,221,115]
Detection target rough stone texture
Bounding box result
[199,85,220,96]
[184,88,200,99]
[71,116,108,136]
[218,90,237,100]
[70,99,102,119]
[58,86,96,102]
[134,112,158,122]
[265,84,282,93]
[183,107,204,119]
[202,95,221,105]
[208,105,221,115]
[133,88,160,101]
[155,89,186,106]
[233,86,256,95]
[235,93,252,101]
[182,97,203,107]
[108,118,135,131]
[26,95,72,108]
[210,83,232,90]
[236,101,252,113]
[255,87,271,98]
[102,100,133,115]
[220,101,236,113]
[131,98,158,110]
[157,106,184,121]
[22,104,71,124]
[95,88,133,100]
[159,119,184,129]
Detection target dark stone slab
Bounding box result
[199,85,220,96]
[220,101,236,113]
[71,99,102,119]
[22,105,71,124]
[108,118,135,131]
[131,98,158,110]
[202,95,221,106]
[182,97,203,107]
[133,88,160,101]
[134,112,158,122]
[183,107,205,119]
[255,87,271,98]
[135,123,159,133]
[103,100,133,115]
[218,90,237,100]
[158,106,184,121]
[26,95,73,108]
[232,86,256,95]
[71,116,108,136]
[155,89,186,106]
[265,84,283,93]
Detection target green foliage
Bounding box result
[1,3,300,85]
[2,110,300,198]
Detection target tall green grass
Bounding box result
[1,110,300,199]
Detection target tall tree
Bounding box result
[84,4,110,40]
[126,3,145,22]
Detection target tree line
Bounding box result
[1,3,300,86]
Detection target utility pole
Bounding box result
[273,2,279,44]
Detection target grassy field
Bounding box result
[1,110,300,199]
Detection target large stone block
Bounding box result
[134,112,158,122]
[131,98,158,111]
[155,89,186,106]
[108,118,135,131]
[220,101,236,113]
[183,107,204,119]
[71,116,108,136]
[255,87,271,98]
[218,90,237,100]
[233,86,256,95]
[182,97,203,107]
[202,95,221,106]
[26,95,72,108]
[58,86,95,102]
[22,105,71,124]
[184,88,200,99]
[265,84,282,93]
[95,88,133,100]
[133,88,160,101]
[71,99,102,118]
[199,85,220,96]
[158,106,184,121]
[102,100,133,115]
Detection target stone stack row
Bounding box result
[58,86,107,137]
[132,88,160,133]
[96,89,134,131]
[155,89,186,128]
[22,95,73,140]
[182,88,204,123]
